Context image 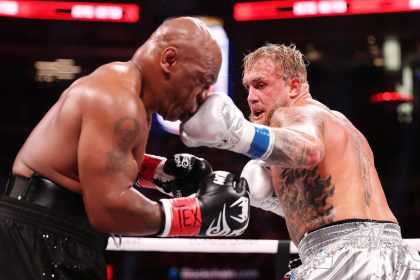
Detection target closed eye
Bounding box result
[201,80,210,90]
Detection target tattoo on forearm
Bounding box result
[106,117,140,173]
[276,167,335,236]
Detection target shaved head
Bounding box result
[152,17,212,45]
[143,17,222,86]
[151,17,219,62]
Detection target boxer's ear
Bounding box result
[161,47,177,74]
[288,77,300,98]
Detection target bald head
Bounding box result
[134,16,222,79]
[150,17,221,69]
[152,17,211,45]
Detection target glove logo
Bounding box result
[205,196,250,237]
[212,171,229,185]
[229,196,249,223]
[175,190,182,197]
[206,203,231,236]
[174,154,190,168]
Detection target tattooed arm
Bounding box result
[264,106,325,169]
[78,87,162,235]
[180,93,324,166]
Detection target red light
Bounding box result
[0,1,139,22]
[107,264,113,280]
[234,0,349,21]
[234,1,296,21]
[351,0,410,14]
[234,0,420,21]
[369,92,413,103]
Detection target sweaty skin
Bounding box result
[243,58,397,245]
[12,17,222,235]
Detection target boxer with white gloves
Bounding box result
[240,159,284,216]
[136,153,212,197]
[159,171,250,237]
[184,43,416,280]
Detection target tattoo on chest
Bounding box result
[106,117,140,173]
[276,167,336,236]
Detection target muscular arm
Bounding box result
[180,93,324,168]
[78,89,161,235]
[264,107,325,169]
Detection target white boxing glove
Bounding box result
[240,159,284,217]
[180,92,275,160]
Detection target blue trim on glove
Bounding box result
[246,126,271,158]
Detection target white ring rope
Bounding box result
[106,237,420,254]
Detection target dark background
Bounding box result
[1,1,419,279]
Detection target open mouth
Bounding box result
[253,110,265,120]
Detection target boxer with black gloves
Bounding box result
[136,153,212,197]
[0,17,225,280]
[159,171,250,237]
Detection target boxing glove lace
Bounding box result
[180,92,275,160]
[136,154,213,197]
[158,171,250,237]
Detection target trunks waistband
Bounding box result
[1,173,109,251]
[4,173,88,217]
[297,220,401,262]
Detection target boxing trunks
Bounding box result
[0,173,109,280]
[286,220,420,280]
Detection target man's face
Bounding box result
[160,40,221,122]
[169,46,222,121]
[242,59,290,125]
[164,61,218,122]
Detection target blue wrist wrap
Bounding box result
[246,126,271,158]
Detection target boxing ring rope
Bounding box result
[106,237,420,254]
[106,237,420,278]
[107,237,293,253]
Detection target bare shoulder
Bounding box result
[89,62,139,90]
[74,62,145,117]
[330,109,350,122]
[270,103,325,129]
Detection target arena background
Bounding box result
[0,1,419,279]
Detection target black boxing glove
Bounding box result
[158,171,250,237]
[136,153,212,197]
